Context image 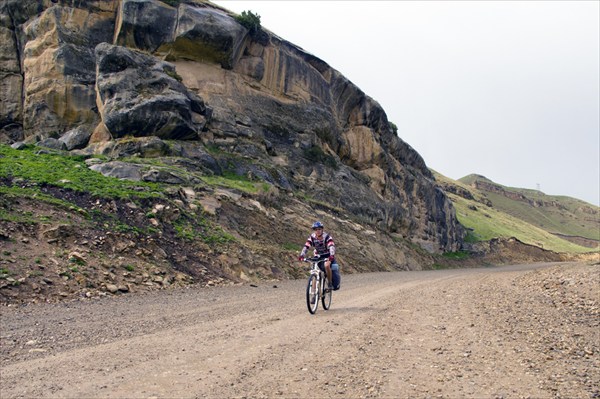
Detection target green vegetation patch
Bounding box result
[281,242,299,251]
[235,10,261,34]
[458,173,599,240]
[0,144,163,200]
[442,250,471,260]
[173,213,235,245]
[449,193,592,253]
[200,171,267,194]
[483,190,598,240]
[433,170,596,253]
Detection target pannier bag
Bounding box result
[331,262,341,290]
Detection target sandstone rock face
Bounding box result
[0,0,464,253]
[0,4,26,142]
[115,0,178,53]
[167,5,247,69]
[20,2,116,138]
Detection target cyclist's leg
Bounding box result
[311,262,322,296]
[317,260,328,292]
[324,260,333,288]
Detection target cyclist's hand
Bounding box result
[298,256,304,261]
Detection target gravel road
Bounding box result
[1,261,598,398]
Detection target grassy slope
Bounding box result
[433,172,597,254]
[458,174,599,240]
[0,144,257,242]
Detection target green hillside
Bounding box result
[433,172,599,254]
[459,174,599,241]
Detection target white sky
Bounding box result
[213,1,600,206]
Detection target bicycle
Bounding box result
[302,257,332,314]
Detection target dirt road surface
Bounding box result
[1,261,598,398]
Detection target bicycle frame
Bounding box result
[309,260,323,277]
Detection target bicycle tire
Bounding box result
[321,275,332,310]
[306,274,319,314]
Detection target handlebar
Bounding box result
[301,256,323,263]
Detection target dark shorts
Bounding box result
[316,256,338,272]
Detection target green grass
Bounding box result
[482,191,598,240]
[0,144,163,200]
[1,144,275,199]
[449,193,593,253]
[200,171,268,194]
[281,242,299,251]
[202,227,235,245]
[432,171,597,254]
[172,212,236,245]
[442,250,471,260]
[0,144,252,247]
[458,173,599,240]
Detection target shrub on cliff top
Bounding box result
[235,10,261,34]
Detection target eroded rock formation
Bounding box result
[0,0,464,254]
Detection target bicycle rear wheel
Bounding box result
[306,274,319,314]
[321,276,332,310]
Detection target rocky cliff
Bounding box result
[0,0,465,300]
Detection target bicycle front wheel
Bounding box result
[306,274,319,314]
[321,276,332,310]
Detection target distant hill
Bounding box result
[433,172,599,253]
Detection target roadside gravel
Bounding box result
[1,261,598,398]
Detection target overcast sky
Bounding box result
[213,1,600,206]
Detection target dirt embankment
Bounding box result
[1,261,598,398]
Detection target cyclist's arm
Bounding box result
[327,236,335,257]
[299,236,313,258]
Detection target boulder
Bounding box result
[88,161,143,181]
[142,169,186,185]
[105,136,171,159]
[94,43,208,140]
[59,126,92,150]
[36,137,66,151]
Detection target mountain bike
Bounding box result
[302,257,332,314]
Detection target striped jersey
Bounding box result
[300,232,336,258]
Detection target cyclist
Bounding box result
[298,221,338,292]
